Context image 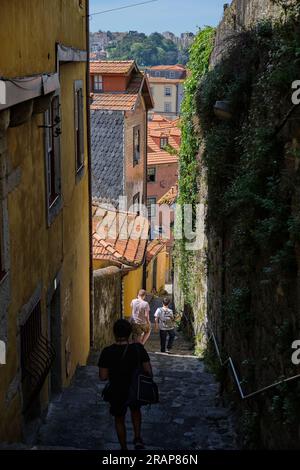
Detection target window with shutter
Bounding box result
[160,137,168,149]
[133,126,141,166]
[147,167,156,182]
[147,197,157,218]
[94,74,103,92]
[74,80,84,176]
[164,102,172,113]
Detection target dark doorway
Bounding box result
[49,285,62,397]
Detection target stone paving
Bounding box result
[36,304,238,450]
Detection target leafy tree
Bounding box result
[106,31,190,66]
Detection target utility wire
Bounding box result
[88,0,159,18]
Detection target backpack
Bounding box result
[159,307,174,330]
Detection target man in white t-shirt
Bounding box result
[154,297,175,353]
[130,289,151,345]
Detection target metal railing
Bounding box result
[208,327,300,400]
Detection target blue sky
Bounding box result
[89,0,226,35]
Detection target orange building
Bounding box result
[147,114,180,283]
[90,61,153,208]
[147,114,180,213]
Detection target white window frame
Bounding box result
[94,74,103,92]
[160,137,168,149]
[147,197,157,218]
[164,102,172,113]
[147,167,156,182]
[165,87,172,97]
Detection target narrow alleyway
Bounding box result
[36,299,237,450]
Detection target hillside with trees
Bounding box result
[106,31,190,66]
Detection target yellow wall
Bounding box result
[123,266,143,319]
[0,1,90,441]
[0,0,87,77]
[92,259,143,320]
[93,259,115,270]
[146,248,167,293]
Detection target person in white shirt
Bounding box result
[130,289,151,345]
[154,297,175,353]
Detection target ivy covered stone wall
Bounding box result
[175,0,300,448]
[174,26,215,353]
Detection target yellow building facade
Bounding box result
[123,266,144,319]
[148,78,184,119]
[0,0,91,441]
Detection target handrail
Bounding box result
[208,327,300,400]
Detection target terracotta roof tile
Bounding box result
[146,239,167,264]
[91,93,138,111]
[148,76,185,84]
[92,203,149,267]
[147,115,181,165]
[90,60,135,75]
[148,65,186,71]
[90,74,145,111]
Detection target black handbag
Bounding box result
[127,345,159,406]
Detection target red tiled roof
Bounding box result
[90,73,153,111]
[157,184,178,206]
[148,65,186,71]
[90,60,136,75]
[148,76,185,84]
[91,93,138,111]
[147,114,181,165]
[92,203,149,267]
[146,239,167,264]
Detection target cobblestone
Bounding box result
[35,314,238,450]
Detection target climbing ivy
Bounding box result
[175,26,215,306]
[196,16,300,290]
[178,26,215,209]
[195,5,300,448]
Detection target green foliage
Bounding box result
[163,143,178,156]
[197,18,300,276]
[175,27,215,302]
[106,31,188,66]
[179,26,215,208]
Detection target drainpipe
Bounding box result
[85,0,94,348]
[143,109,149,289]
